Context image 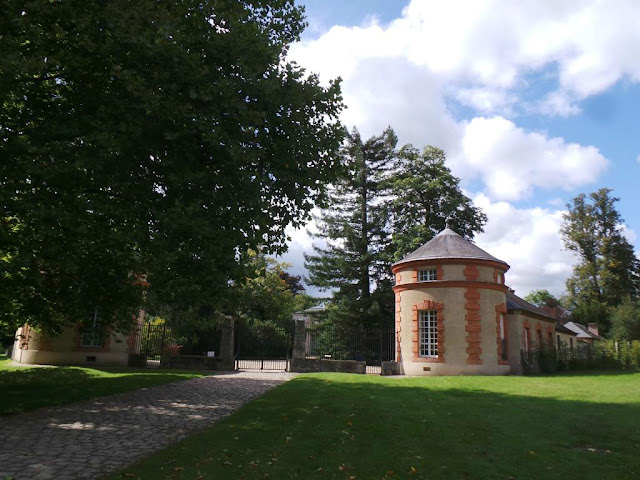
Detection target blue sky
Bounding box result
[283,0,640,298]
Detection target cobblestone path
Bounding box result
[0,371,296,480]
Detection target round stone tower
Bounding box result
[392,228,511,375]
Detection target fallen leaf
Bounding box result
[386,470,395,477]
[410,466,417,474]
[174,467,184,472]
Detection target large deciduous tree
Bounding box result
[304,127,398,328]
[524,289,570,321]
[0,0,344,334]
[561,188,640,333]
[389,146,486,261]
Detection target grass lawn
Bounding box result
[109,371,640,480]
[0,354,209,415]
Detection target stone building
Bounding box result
[11,310,143,366]
[392,228,560,375]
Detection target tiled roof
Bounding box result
[393,228,508,267]
[555,321,577,335]
[562,322,601,339]
[506,291,556,321]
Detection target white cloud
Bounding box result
[293,0,640,104]
[473,194,577,297]
[457,117,608,200]
[289,1,616,202]
[536,91,581,117]
[281,194,580,299]
[455,88,516,115]
[636,154,640,164]
[280,0,640,297]
[620,224,637,244]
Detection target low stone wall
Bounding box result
[160,355,218,370]
[381,361,404,376]
[289,358,366,374]
[127,354,147,368]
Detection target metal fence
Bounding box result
[304,325,394,374]
[133,322,222,367]
[521,340,640,375]
[234,323,293,371]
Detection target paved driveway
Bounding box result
[0,371,296,480]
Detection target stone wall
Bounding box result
[290,358,366,374]
[159,355,218,370]
[381,361,404,376]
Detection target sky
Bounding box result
[279,0,640,299]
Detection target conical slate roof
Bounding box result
[393,228,508,267]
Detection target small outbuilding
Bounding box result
[392,227,562,375]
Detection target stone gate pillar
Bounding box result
[218,316,235,370]
[292,319,306,359]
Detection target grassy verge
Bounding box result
[0,354,209,415]
[109,372,640,480]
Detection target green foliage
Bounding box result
[562,189,640,334]
[610,297,640,341]
[0,1,344,335]
[524,289,570,320]
[523,340,640,375]
[235,251,300,327]
[306,130,486,328]
[389,145,486,261]
[305,127,398,328]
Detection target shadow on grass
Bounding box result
[107,373,640,480]
[0,365,208,415]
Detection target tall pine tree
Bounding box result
[305,132,487,328]
[305,128,398,328]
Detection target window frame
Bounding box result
[80,308,105,348]
[417,268,438,282]
[418,310,438,357]
[499,313,507,361]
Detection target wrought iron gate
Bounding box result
[234,323,293,371]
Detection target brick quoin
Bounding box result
[412,299,445,363]
[546,324,555,346]
[465,287,483,365]
[463,264,480,281]
[495,303,509,365]
[436,264,444,280]
[395,291,402,361]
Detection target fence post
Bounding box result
[218,316,235,370]
[292,319,306,359]
[159,323,167,357]
[144,323,151,355]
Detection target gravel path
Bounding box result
[0,371,297,480]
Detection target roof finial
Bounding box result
[445,217,453,230]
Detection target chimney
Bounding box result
[588,323,599,337]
